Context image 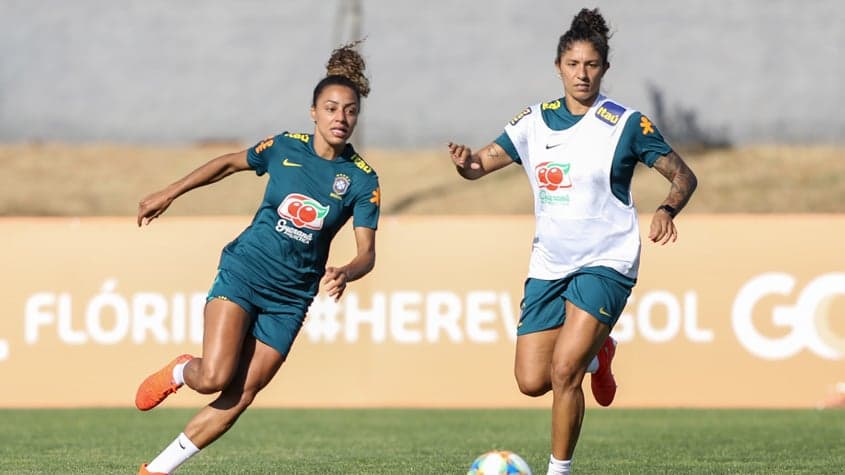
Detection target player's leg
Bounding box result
[184,335,284,447]
[513,277,568,396]
[513,326,607,396]
[134,297,252,412]
[514,328,558,396]
[185,305,302,448]
[183,297,253,394]
[546,270,628,474]
[549,303,609,462]
[141,336,285,475]
[136,297,256,474]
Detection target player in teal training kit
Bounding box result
[133,42,378,475]
[212,131,380,356]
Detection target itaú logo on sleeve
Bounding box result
[277,193,330,230]
[732,272,845,360]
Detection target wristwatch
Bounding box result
[657,204,678,218]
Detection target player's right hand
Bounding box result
[137,189,174,227]
[447,142,480,170]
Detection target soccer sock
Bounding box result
[146,432,200,473]
[547,454,572,475]
[586,355,599,373]
[172,361,189,385]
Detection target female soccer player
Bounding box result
[447,9,697,475]
[134,42,380,475]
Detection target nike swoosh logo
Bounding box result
[178,440,186,450]
[545,143,564,149]
[599,307,612,317]
[282,158,302,167]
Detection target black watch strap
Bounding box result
[657,204,678,218]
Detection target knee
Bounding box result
[191,361,236,394]
[216,385,261,416]
[515,370,551,397]
[236,386,259,409]
[550,359,583,391]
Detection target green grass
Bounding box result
[0,408,843,474]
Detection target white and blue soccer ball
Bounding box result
[467,450,533,475]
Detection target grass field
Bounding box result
[1,408,843,474]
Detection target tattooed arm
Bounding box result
[447,142,514,180]
[648,150,698,245]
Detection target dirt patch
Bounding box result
[2,143,843,216]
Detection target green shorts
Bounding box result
[517,267,635,335]
[207,268,310,358]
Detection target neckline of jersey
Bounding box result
[306,134,356,163]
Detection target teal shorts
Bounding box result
[207,268,310,358]
[517,267,634,335]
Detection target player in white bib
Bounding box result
[447,8,697,475]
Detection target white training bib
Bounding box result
[504,96,642,279]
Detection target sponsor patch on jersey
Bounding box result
[352,154,373,174]
[509,107,532,126]
[542,100,561,110]
[595,101,626,126]
[535,161,573,205]
[535,161,572,191]
[254,137,274,154]
[276,193,330,231]
[369,188,381,207]
[331,174,351,199]
[283,132,310,143]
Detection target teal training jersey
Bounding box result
[218,132,380,300]
[495,97,672,205]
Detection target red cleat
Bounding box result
[135,354,194,411]
[138,463,167,475]
[591,337,617,407]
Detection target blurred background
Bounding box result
[1,0,843,216]
[1,0,844,411]
[3,0,844,146]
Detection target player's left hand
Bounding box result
[648,211,678,245]
[321,266,349,301]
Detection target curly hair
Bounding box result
[312,39,370,106]
[556,8,612,65]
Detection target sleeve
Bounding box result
[499,105,534,165]
[494,132,521,165]
[623,112,672,167]
[246,134,280,176]
[352,174,380,230]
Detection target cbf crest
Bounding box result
[331,174,351,199]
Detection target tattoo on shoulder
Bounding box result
[486,147,500,160]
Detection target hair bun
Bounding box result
[326,39,370,98]
[571,8,609,40]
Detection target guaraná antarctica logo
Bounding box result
[277,193,330,230]
[535,161,572,191]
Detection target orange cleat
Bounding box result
[135,354,194,411]
[138,463,167,475]
[591,336,617,407]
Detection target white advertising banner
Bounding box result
[1,215,842,408]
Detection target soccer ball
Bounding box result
[467,450,532,474]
